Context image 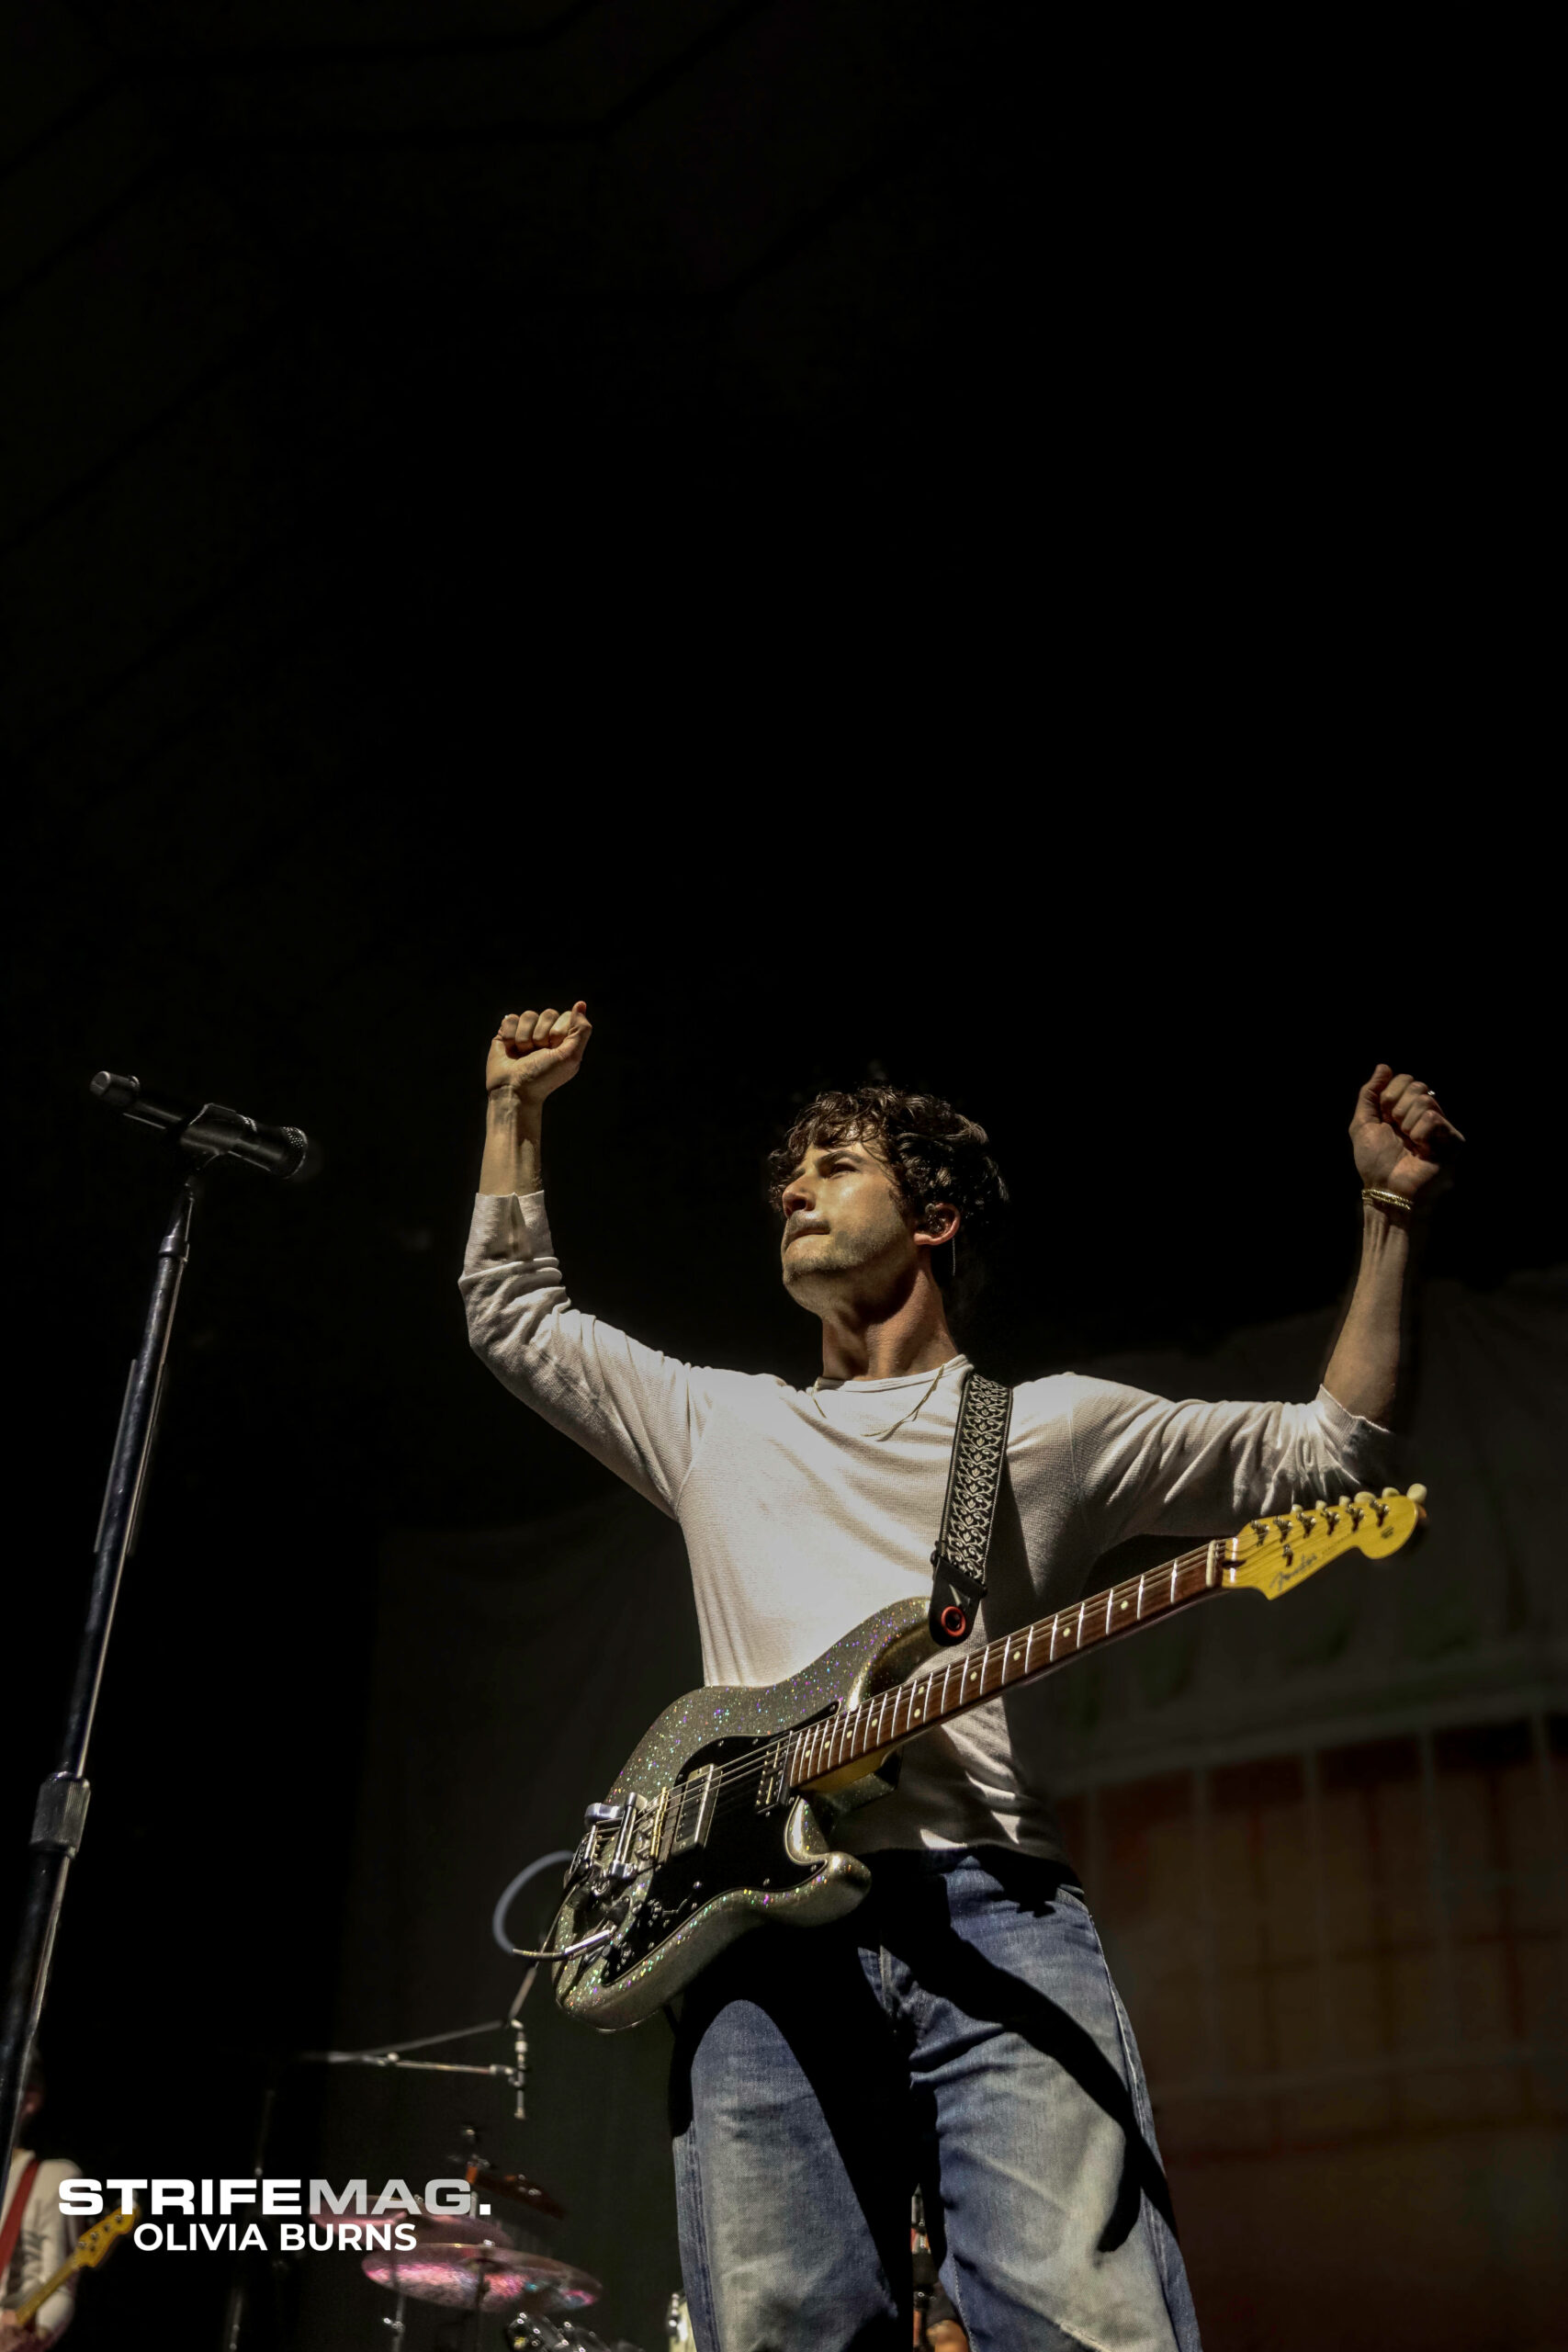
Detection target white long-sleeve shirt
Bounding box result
[2,2153,77,2340]
[462,1192,1390,1859]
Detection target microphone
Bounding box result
[89,1071,314,1181]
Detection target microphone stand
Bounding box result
[1,1087,306,2186]
[0,1167,200,2180]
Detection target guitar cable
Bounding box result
[503,1927,617,1962]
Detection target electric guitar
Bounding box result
[6,2202,138,2333]
[544,1487,1427,2029]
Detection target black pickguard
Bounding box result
[593,1723,831,1986]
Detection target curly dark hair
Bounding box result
[766,1085,1009,1267]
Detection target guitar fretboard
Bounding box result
[788,1540,1226,1791]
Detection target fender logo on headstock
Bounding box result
[1265,1546,1327,1597]
[1226,1487,1427,1601]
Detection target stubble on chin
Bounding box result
[781,1233,844,1299]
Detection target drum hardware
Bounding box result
[218,2027,536,2352]
[508,2318,632,2352]
[452,2120,567,2222]
[302,1873,592,2342]
[304,2010,534,2120]
[293,1986,585,2346]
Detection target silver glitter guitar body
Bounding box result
[548,1599,932,2030]
[545,1488,1427,2030]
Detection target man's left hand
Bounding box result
[1350,1065,1465,1203]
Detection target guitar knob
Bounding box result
[1407,1483,1427,1503]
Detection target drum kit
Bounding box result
[297,1877,658,2347]
[325,2160,637,2351]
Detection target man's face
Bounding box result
[779,1133,919,1311]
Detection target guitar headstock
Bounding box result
[1224,1486,1427,1601]
[73,2201,140,2267]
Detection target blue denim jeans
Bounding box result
[670,1847,1201,2352]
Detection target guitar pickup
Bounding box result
[669,1765,718,1855]
[755,1751,786,1809]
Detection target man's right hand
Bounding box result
[485,1003,592,1103]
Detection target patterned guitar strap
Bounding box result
[928,1368,1013,1645]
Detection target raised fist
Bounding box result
[1349,1064,1464,1203]
[485,1003,592,1103]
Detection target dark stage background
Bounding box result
[3,5,1558,2349]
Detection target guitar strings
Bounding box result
[602,1547,1235,1881]
[719,1549,1213,1798]
[791,1547,1215,1778]
[682,1546,1223,1819]
[608,1524,1378,1927]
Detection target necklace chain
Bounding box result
[809,1358,955,1441]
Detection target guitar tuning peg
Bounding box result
[1381,1487,1401,1499]
[1354,1492,1374,1505]
[1338,1496,1353,1510]
[1407,1483,1427,1504]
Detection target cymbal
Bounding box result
[461,2157,568,2222]
[362,2243,601,2313]
[310,2201,514,2248]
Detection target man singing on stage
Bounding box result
[461,1003,1461,2352]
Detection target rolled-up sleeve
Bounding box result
[1068,1375,1393,1549]
[459,1192,715,1516]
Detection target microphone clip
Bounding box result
[90,1072,312,1182]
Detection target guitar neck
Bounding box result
[13,2206,136,2325]
[790,1540,1226,1791]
